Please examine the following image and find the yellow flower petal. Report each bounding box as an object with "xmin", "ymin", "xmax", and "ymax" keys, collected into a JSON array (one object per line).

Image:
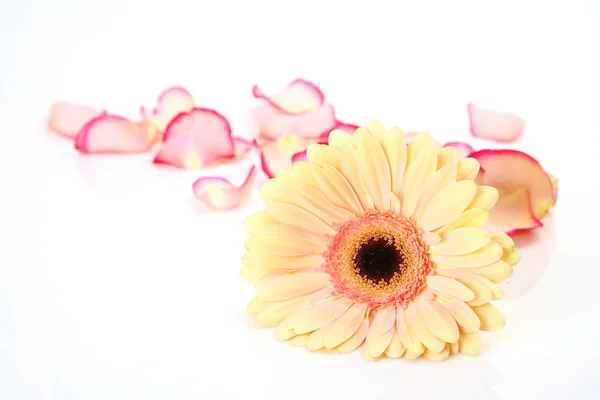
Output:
[
  {"xmin": 437, "ymin": 146, "xmax": 457, "ymax": 170},
  {"xmin": 354, "ymin": 131, "xmax": 392, "ymax": 211},
  {"xmin": 403, "ymin": 350, "xmax": 421, "ymax": 360},
  {"xmin": 243, "ymin": 211, "xmax": 279, "ymax": 235},
  {"xmin": 458, "ymin": 332, "xmax": 482, "ymax": 356},
  {"xmin": 323, "ymin": 303, "xmax": 367, "ymax": 349},
  {"xmin": 265, "ymin": 200, "xmax": 335, "ymax": 236},
  {"xmin": 428, "ymin": 228, "xmax": 491, "ymax": 256},
  {"xmin": 436, "ymin": 209, "xmax": 489, "ymax": 234},
  {"xmin": 390, "ymin": 192, "xmax": 401, "ymax": 213},
  {"xmin": 248, "ymin": 224, "xmax": 326, "ymax": 256},
  {"xmin": 288, "ymin": 297, "xmax": 354, "ymax": 335},
  {"xmin": 361, "ymin": 343, "xmax": 380, "ymax": 361},
  {"xmin": 435, "ymin": 297, "xmax": 480, "ymax": 333},
  {"xmin": 247, "ymin": 297, "xmax": 268, "ymax": 318},
  {"xmin": 396, "ymin": 306, "xmax": 425, "ymax": 355},
  {"xmin": 327, "ymin": 129, "xmax": 352, "ymax": 148},
  {"xmin": 502, "ymin": 247, "xmax": 521, "ymax": 266},
  {"xmin": 416, "ymin": 294, "xmax": 459, "ymax": 343},
  {"xmin": 366, "ymin": 120, "xmax": 387, "ymax": 141},
  {"xmin": 306, "ymin": 143, "xmax": 342, "ymax": 170},
  {"xmin": 467, "ymin": 260, "xmax": 514, "ymax": 283},
  {"xmin": 467, "ymin": 186, "xmax": 499, "ymax": 211},
  {"xmin": 431, "ymin": 241, "xmax": 503, "ymax": 268},
  {"xmin": 256, "ymin": 271, "xmax": 331, "ymax": 301},
  {"xmin": 337, "ymin": 317, "xmax": 369, "ymax": 354},
  {"xmin": 290, "ymin": 333, "xmax": 311, "ymax": 346},
  {"xmin": 418, "ymin": 180, "xmax": 477, "ymax": 231},
  {"xmin": 490, "ymin": 231, "xmax": 514, "ymax": 249},
  {"xmin": 310, "ymin": 161, "xmax": 364, "ymax": 215},
  {"xmin": 426, "ymin": 275, "xmax": 475, "ymax": 301},
  {"xmin": 292, "ymin": 161, "xmax": 317, "ymax": 189},
  {"xmin": 340, "ymin": 145, "xmax": 375, "ymax": 211},
  {"xmin": 242, "ymin": 252, "xmax": 324, "ymax": 272},
  {"xmin": 240, "ymin": 266, "xmax": 270, "ymax": 283},
  {"xmin": 290, "ymin": 184, "xmax": 356, "ymax": 225},
  {"xmin": 275, "ymin": 318, "xmax": 295, "ymax": 340},
  {"xmin": 382, "ymin": 126, "xmax": 407, "ymax": 194},
  {"xmin": 384, "ymin": 328, "xmax": 406, "ymax": 358},
  {"xmin": 374, "ymin": 305, "xmax": 396, "ymax": 334},
  {"xmin": 449, "ymin": 341, "xmax": 459, "ymax": 355},
  {"xmin": 457, "ymin": 157, "xmax": 480, "ymax": 181},
  {"xmin": 401, "ymin": 144, "xmax": 437, "ymax": 217},
  {"xmin": 406, "ymin": 301, "xmax": 445, "ymax": 353},
  {"xmin": 307, "ymin": 323, "xmax": 332, "ymax": 351},
  {"xmin": 436, "ymin": 269, "xmax": 498, "ymax": 306},
  {"xmin": 413, "ymin": 164, "xmax": 458, "ymax": 221},
  {"xmin": 365, "ymin": 311, "xmax": 395, "ymax": 357},
  {"xmin": 422, "ymin": 344, "xmax": 450, "ymax": 362},
  {"xmin": 472, "ymin": 303, "xmax": 506, "ymax": 332},
  {"xmin": 256, "ymin": 295, "xmax": 312, "ymax": 327},
  {"xmin": 423, "ymin": 231, "xmax": 442, "ymax": 245}
]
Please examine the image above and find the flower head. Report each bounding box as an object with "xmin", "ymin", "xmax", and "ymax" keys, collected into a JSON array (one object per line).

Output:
[{"xmin": 242, "ymin": 121, "xmax": 519, "ymax": 361}]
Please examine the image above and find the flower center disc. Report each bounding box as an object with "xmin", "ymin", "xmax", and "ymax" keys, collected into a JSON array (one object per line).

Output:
[{"xmin": 323, "ymin": 211, "xmax": 432, "ymax": 309}]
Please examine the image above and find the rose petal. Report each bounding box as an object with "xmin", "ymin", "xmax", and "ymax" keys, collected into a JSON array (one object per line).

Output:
[
  {"xmin": 233, "ymin": 137, "xmax": 255, "ymax": 159},
  {"xmin": 469, "ymin": 149, "xmax": 554, "ymax": 220},
  {"xmin": 485, "ymin": 187, "xmax": 543, "ymax": 235},
  {"xmin": 141, "ymin": 86, "xmax": 195, "ymax": 134},
  {"xmin": 291, "ymin": 150, "xmax": 307, "ymax": 164},
  {"xmin": 48, "ymin": 102, "xmax": 105, "ymax": 138},
  {"xmin": 468, "ymin": 103, "xmax": 525, "ymax": 143},
  {"xmin": 74, "ymin": 115, "xmax": 152, "ymax": 154},
  {"xmin": 549, "ymin": 173, "xmax": 559, "ymax": 206},
  {"xmin": 252, "ymin": 79, "xmax": 325, "ymax": 115},
  {"xmin": 317, "ymin": 121, "xmax": 359, "ymax": 142},
  {"xmin": 443, "ymin": 141, "xmax": 475, "ymax": 159},
  {"xmin": 153, "ymin": 108, "xmax": 234, "ymax": 169},
  {"xmin": 260, "ymin": 135, "xmax": 310, "ymax": 178},
  {"xmin": 251, "ymin": 104, "xmax": 337, "ymax": 141},
  {"xmin": 192, "ymin": 166, "xmax": 256, "ymax": 210}
]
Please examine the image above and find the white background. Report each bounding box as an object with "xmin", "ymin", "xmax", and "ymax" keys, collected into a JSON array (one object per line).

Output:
[{"xmin": 1, "ymin": 0, "xmax": 599, "ymax": 399}]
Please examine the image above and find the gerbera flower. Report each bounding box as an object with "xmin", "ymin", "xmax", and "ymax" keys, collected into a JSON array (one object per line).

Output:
[{"xmin": 242, "ymin": 121, "xmax": 520, "ymax": 361}]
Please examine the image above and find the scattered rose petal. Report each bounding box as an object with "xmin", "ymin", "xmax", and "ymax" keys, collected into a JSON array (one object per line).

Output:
[
  {"xmin": 154, "ymin": 108, "xmax": 234, "ymax": 169},
  {"xmin": 252, "ymin": 79, "xmax": 324, "ymax": 115},
  {"xmin": 141, "ymin": 86, "xmax": 195, "ymax": 135},
  {"xmin": 232, "ymin": 137, "xmax": 255, "ymax": 159},
  {"xmin": 485, "ymin": 187, "xmax": 543, "ymax": 235},
  {"xmin": 192, "ymin": 166, "xmax": 256, "ymax": 210},
  {"xmin": 470, "ymin": 149, "xmax": 555, "ymax": 221},
  {"xmin": 74, "ymin": 115, "xmax": 153, "ymax": 154},
  {"xmin": 251, "ymin": 103, "xmax": 337, "ymax": 141},
  {"xmin": 291, "ymin": 150, "xmax": 307, "ymax": 163},
  {"xmin": 468, "ymin": 103, "xmax": 525, "ymax": 143},
  {"xmin": 260, "ymin": 135, "xmax": 310, "ymax": 178},
  {"xmin": 444, "ymin": 141, "xmax": 475, "ymax": 159},
  {"xmin": 548, "ymin": 174, "xmax": 559, "ymax": 206},
  {"xmin": 48, "ymin": 102, "xmax": 105, "ymax": 138}
]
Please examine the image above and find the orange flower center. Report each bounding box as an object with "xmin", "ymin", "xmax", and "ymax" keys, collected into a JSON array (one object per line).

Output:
[{"xmin": 323, "ymin": 211, "xmax": 432, "ymax": 309}]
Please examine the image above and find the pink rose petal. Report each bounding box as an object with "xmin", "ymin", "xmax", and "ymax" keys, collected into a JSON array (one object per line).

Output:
[
  {"xmin": 485, "ymin": 187, "xmax": 543, "ymax": 235},
  {"xmin": 470, "ymin": 149, "xmax": 554, "ymax": 221},
  {"xmin": 74, "ymin": 115, "xmax": 152, "ymax": 154},
  {"xmin": 443, "ymin": 141, "xmax": 475, "ymax": 159},
  {"xmin": 252, "ymin": 103, "xmax": 337, "ymax": 141},
  {"xmin": 252, "ymin": 79, "xmax": 324, "ymax": 115},
  {"xmin": 48, "ymin": 102, "xmax": 105, "ymax": 138},
  {"xmin": 141, "ymin": 86, "xmax": 195, "ymax": 134},
  {"xmin": 468, "ymin": 103, "xmax": 525, "ymax": 143},
  {"xmin": 192, "ymin": 166, "xmax": 256, "ymax": 210},
  {"xmin": 232, "ymin": 137, "xmax": 255, "ymax": 159},
  {"xmin": 260, "ymin": 135, "xmax": 311, "ymax": 178},
  {"xmin": 291, "ymin": 150, "xmax": 307, "ymax": 164},
  {"xmin": 154, "ymin": 108, "xmax": 234, "ymax": 170}
]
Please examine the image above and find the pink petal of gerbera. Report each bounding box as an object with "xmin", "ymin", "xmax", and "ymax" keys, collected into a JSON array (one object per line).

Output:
[
  {"xmin": 48, "ymin": 102, "xmax": 105, "ymax": 138},
  {"xmin": 260, "ymin": 135, "xmax": 311, "ymax": 178},
  {"xmin": 192, "ymin": 166, "xmax": 256, "ymax": 210},
  {"xmin": 485, "ymin": 187, "xmax": 543, "ymax": 235},
  {"xmin": 252, "ymin": 103, "xmax": 337, "ymax": 141},
  {"xmin": 252, "ymin": 79, "xmax": 324, "ymax": 115},
  {"xmin": 74, "ymin": 115, "xmax": 152, "ymax": 153},
  {"xmin": 154, "ymin": 108, "xmax": 234, "ymax": 169},
  {"xmin": 469, "ymin": 149, "xmax": 554, "ymax": 220},
  {"xmin": 468, "ymin": 103, "xmax": 525, "ymax": 143},
  {"xmin": 141, "ymin": 86, "xmax": 195, "ymax": 134},
  {"xmin": 443, "ymin": 141, "xmax": 475, "ymax": 159}
]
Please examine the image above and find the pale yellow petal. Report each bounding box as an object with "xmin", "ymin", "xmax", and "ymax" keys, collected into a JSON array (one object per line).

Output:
[
  {"xmin": 366, "ymin": 120, "xmax": 387, "ymax": 141},
  {"xmin": 423, "ymin": 231, "xmax": 442, "ymax": 245},
  {"xmin": 422, "ymin": 344, "xmax": 450, "ymax": 362},
  {"xmin": 490, "ymin": 231, "xmax": 514, "ymax": 249},
  {"xmin": 288, "ymin": 297, "xmax": 354, "ymax": 334},
  {"xmin": 242, "ymin": 252, "xmax": 324, "ymax": 272},
  {"xmin": 361, "ymin": 343, "xmax": 380, "ymax": 361},
  {"xmin": 323, "ymin": 303, "xmax": 367, "ymax": 349},
  {"xmin": 275, "ymin": 169, "xmax": 297, "ymax": 184},
  {"xmin": 403, "ymin": 350, "xmax": 421, "ymax": 360},
  {"xmin": 458, "ymin": 332, "xmax": 482, "ymax": 356},
  {"xmin": 417, "ymin": 180, "xmax": 477, "ymax": 231},
  {"xmin": 337, "ymin": 317, "xmax": 369, "ymax": 354},
  {"xmin": 243, "ymin": 211, "xmax": 279, "ymax": 235},
  {"xmin": 468, "ymin": 260, "xmax": 514, "ymax": 283},
  {"xmin": 467, "ymin": 186, "xmax": 499, "ymax": 211},
  {"xmin": 340, "ymin": 146, "xmax": 375, "ymax": 211},
  {"xmin": 435, "ymin": 297, "xmax": 480, "ymax": 333},
  {"xmin": 472, "ymin": 303, "xmax": 506, "ymax": 332},
  {"xmin": 449, "ymin": 341, "xmax": 459, "ymax": 355},
  {"xmin": 431, "ymin": 241, "xmax": 503, "ymax": 268},
  {"xmin": 374, "ymin": 305, "xmax": 396, "ymax": 334},
  {"xmin": 247, "ymin": 297, "xmax": 268, "ymax": 318},
  {"xmin": 256, "ymin": 271, "xmax": 331, "ymax": 301},
  {"xmin": 307, "ymin": 323, "xmax": 332, "ymax": 351},
  {"xmin": 309, "ymin": 286, "xmax": 334, "ymax": 304},
  {"xmin": 256, "ymin": 295, "xmax": 312, "ymax": 327},
  {"xmin": 290, "ymin": 184, "xmax": 356, "ymax": 225},
  {"xmin": 426, "ymin": 275, "xmax": 475, "ymax": 301},
  {"xmin": 428, "ymin": 228, "xmax": 491, "ymax": 256},
  {"xmin": 435, "ymin": 269, "xmax": 494, "ymax": 306},
  {"xmin": 406, "ymin": 301, "xmax": 445, "ymax": 353},
  {"xmin": 248, "ymin": 224, "xmax": 326, "ymax": 256},
  {"xmin": 290, "ymin": 333, "xmax": 311, "ymax": 346},
  {"xmin": 436, "ymin": 209, "xmax": 489, "ymax": 234},
  {"xmin": 396, "ymin": 306, "xmax": 425, "ymax": 355},
  {"xmin": 382, "ymin": 126, "xmax": 407, "ymax": 194},
  {"xmin": 292, "ymin": 161, "xmax": 317, "ymax": 189},
  {"xmin": 407, "ymin": 132, "xmax": 437, "ymax": 166},
  {"xmin": 310, "ymin": 161, "xmax": 364, "ymax": 215},
  {"xmin": 240, "ymin": 266, "xmax": 270, "ymax": 283},
  {"xmin": 306, "ymin": 143, "xmax": 341, "ymax": 170},
  {"xmin": 457, "ymin": 157, "xmax": 480, "ymax": 181},
  {"xmin": 328, "ymin": 129, "xmax": 352, "ymax": 148},
  {"xmin": 275, "ymin": 318, "xmax": 295, "ymax": 340},
  {"xmin": 384, "ymin": 328, "xmax": 406, "ymax": 358},
  {"xmin": 400, "ymin": 147, "xmax": 437, "ymax": 217},
  {"xmin": 265, "ymin": 200, "xmax": 335, "ymax": 236},
  {"xmin": 354, "ymin": 132, "xmax": 391, "ymax": 211},
  {"xmin": 503, "ymin": 247, "xmax": 521, "ymax": 266},
  {"xmin": 413, "ymin": 164, "xmax": 458, "ymax": 221},
  {"xmin": 437, "ymin": 146, "xmax": 457, "ymax": 170},
  {"xmin": 390, "ymin": 192, "xmax": 401, "ymax": 213},
  {"xmin": 366, "ymin": 311, "xmax": 395, "ymax": 357},
  {"xmin": 416, "ymin": 295, "xmax": 459, "ymax": 343}
]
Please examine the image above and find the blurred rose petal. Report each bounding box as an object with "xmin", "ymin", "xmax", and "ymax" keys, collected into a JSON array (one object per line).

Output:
[
  {"xmin": 291, "ymin": 150, "xmax": 307, "ymax": 163},
  {"xmin": 154, "ymin": 108, "xmax": 234, "ymax": 169},
  {"xmin": 192, "ymin": 166, "xmax": 256, "ymax": 210},
  {"xmin": 468, "ymin": 103, "xmax": 525, "ymax": 143},
  {"xmin": 485, "ymin": 187, "xmax": 543, "ymax": 235},
  {"xmin": 252, "ymin": 79, "xmax": 324, "ymax": 115},
  {"xmin": 470, "ymin": 149, "xmax": 555, "ymax": 222},
  {"xmin": 260, "ymin": 135, "xmax": 310, "ymax": 178},
  {"xmin": 443, "ymin": 141, "xmax": 475, "ymax": 159},
  {"xmin": 252, "ymin": 103, "xmax": 337, "ymax": 141},
  {"xmin": 549, "ymin": 174, "xmax": 559, "ymax": 206},
  {"xmin": 48, "ymin": 102, "xmax": 105, "ymax": 138},
  {"xmin": 317, "ymin": 121, "xmax": 359, "ymax": 141},
  {"xmin": 74, "ymin": 115, "xmax": 152, "ymax": 154},
  {"xmin": 142, "ymin": 86, "xmax": 195, "ymax": 136},
  {"xmin": 232, "ymin": 137, "xmax": 255, "ymax": 159}
]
